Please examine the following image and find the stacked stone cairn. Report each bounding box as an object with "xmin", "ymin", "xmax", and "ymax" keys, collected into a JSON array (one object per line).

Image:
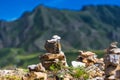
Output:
[
  {"xmin": 104, "ymin": 42, "xmax": 120, "ymax": 80},
  {"xmin": 73, "ymin": 50, "xmax": 105, "ymax": 79},
  {"xmin": 39, "ymin": 35, "xmax": 68, "ymax": 70},
  {"xmin": 22, "ymin": 35, "xmax": 68, "ymax": 80}
]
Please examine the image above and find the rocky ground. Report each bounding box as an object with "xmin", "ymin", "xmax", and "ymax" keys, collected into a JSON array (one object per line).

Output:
[{"xmin": 0, "ymin": 69, "xmax": 27, "ymax": 80}]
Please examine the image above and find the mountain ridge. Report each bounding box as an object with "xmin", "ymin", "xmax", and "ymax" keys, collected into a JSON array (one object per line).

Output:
[{"xmin": 0, "ymin": 5, "xmax": 120, "ymax": 52}]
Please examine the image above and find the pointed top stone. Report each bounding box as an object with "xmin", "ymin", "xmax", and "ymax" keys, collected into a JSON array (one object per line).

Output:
[{"xmin": 52, "ymin": 35, "xmax": 61, "ymax": 40}]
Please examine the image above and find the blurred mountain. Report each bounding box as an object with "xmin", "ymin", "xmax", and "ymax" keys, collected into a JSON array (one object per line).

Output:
[{"xmin": 0, "ymin": 5, "xmax": 120, "ymax": 52}]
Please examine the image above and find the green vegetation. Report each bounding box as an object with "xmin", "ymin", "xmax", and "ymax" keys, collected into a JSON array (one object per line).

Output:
[
  {"xmin": 65, "ymin": 50, "xmax": 78, "ymax": 66},
  {"xmin": 0, "ymin": 48, "xmax": 105, "ymax": 68},
  {"xmin": 0, "ymin": 48, "xmax": 43, "ymax": 68},
  {"xmin": 49, "ymin": 62, "xmax": 66, "ymax": 79},
  {"xmin": 4, "ymin": 75, "xmax": 21, "ymax": 80},
  {"xmin": 50, "ymin": 63, "xmax": 62, "ymax": 71},
  {"xmin": 49, "ymin": 63, "xmax": 89, "ymax": 79},
  {"xmin": 68, "ymin": 66, "xmax": 89, "ymax": 79},
  {"xmin": 91, "ymin": 50, "xmax": 105, "ymax": 58}
]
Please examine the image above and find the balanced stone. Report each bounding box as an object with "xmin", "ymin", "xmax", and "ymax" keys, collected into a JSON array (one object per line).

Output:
[{"xmin": 44, "ymin": 35, "xmax": 61, "ymax": 54}]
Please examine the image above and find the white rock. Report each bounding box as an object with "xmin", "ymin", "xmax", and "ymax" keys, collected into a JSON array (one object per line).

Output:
[
  {"xmin": 28, "ymin": 64, "xmax": 37, "ymax": 70},
  {"xmin": 111, "ymin": 48, "xmax": 120, "ymax": 54},
  {"xmin": 108, "ymin": 75, "xmax": 115, "ymax": 79},
  {"xmin": 52, "ymin": 35, "xmax": 61, "ymax": 40},
  {"xmin": 71, "ymin": 61, "xmax": 85, "ymax": 67}
]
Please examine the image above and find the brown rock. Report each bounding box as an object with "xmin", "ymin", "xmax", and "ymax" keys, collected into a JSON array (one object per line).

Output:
[
  {"xmin": 78, "ymin": 50, "xmax": 95, "ymax": 58},
  {"xmin": 77, "ymin": 50, "xmax": 100, "ymax": 67},
  {"xmin": 115, "ymin": 70, "xmax": 120, "ymax": 79},
  {"xmin": 106, "ymin": 42, "xmax": 119, "ymax": 54},
  {"xmin": 44, "ymin": 35, "xmax": 61, "ymax": 54},
  {"xmin": 114, "ymin": 65, "xmax": 120, "ymax": 79},
  {"xmin": 86, "ymin": 65, "xmax": 104, "ymax": 78},
  {"xmin": 41, "ymin": 60, "xmax": 66, "ymax": 70},
  {"xmin": 39, "ymin": 53, "xmax": 65, "ymax": 61},
  {"xmin": 22, "ymin": 72, "xmax": 47, "ymax": 80},
  {"xmin": 110, "ymin": 48, "xmax": 120, "ymax": 54},
  {"xmin": 28, "ymin": 63, "xmax": 45, "ymax": 72}
]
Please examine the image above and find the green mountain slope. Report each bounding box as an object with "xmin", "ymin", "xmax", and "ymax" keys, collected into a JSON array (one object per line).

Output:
[
  {"xmin": 0, "ymin": 5, "xmax": 120, "ymax": 51},
  {"xmin": 1, "ymin": 5, "xmax": 120, "ymax": 52}
]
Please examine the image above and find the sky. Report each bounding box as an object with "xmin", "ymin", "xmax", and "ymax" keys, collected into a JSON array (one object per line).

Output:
[{"xmin": 0, "ymin": 0, "xmax": 120, "ymax": 21}]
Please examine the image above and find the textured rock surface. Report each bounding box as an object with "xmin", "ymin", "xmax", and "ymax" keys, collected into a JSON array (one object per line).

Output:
[
  {"xmin": 0, "ymin": 69, "xmax": 26, "ymax": 80},
  {"xmin": 22, "ymin": 63, "xmax": 47, "ymax": 80},
  {"xmin": 104, "ymin": 42, "xmax": 120, "ymax": 80},
  {"xmin": 86, "ymin": 65, "xmax": 104, "ymax": 78},
  {"xmin": 44, "ymin": 35, "xmax": 61, "ymax": 54},
  {"xmin": 40, "ymin": 53, "xmax": 65, "ymax": 61},
  {"xmin": 73, "ymin": 50, "xmax": 105, "ymax": 79},
  {"xmin": 22, "ymin": 72, "xmax": 47, "ymax": 80},
  {"xmin": 27, "ymin": 63, "xmax": 45, "ymax": 72}
]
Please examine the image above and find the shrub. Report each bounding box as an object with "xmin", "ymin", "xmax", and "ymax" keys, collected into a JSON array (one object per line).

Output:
[{"xmin": 68, "ymin": 66, "xmax": 89, "ymax": 80}]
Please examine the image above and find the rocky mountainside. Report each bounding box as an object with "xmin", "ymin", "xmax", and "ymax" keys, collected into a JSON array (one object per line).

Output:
[{"xmin": 0, "ymin": 5, "xmax": 120, "ymax": 52}]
